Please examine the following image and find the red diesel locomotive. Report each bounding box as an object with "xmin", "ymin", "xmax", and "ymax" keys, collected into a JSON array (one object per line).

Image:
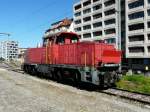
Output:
[{"xmin": 23, "ymin": 32, "xmax": 121, "ymax": 87}]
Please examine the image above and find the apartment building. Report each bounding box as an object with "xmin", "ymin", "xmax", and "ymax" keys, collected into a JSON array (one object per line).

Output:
[
  {"xmin": 73, "ymin": 0, "xmax": 121, "ymax": 49},
  {"xmin": 126, "ymin": 0, "xmax": 150, "ymax": 70},
  {"xmin": 0, "ymin": 40, "xmax": 19, "ymax": 61}
]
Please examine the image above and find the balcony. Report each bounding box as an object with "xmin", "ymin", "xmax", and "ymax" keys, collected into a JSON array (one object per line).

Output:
[
  {"xmin": 93, "ymin": 35, "xmax": 102, "ymax": 40},
  {"xmin": 92, "ymin": 8, "xmax": 102, "ymax": 15},
  {"xmin": 128, "ymin": 6, "xmax": 144, "ymax": 14},
  {"xmin": 128, "ymin": 52, "xmax": 145, "ymax": 57},
  {"xmin": 104, "ymin": 4, "xmax": 116, "ymax": 11},
  {"xmin": 148, "ymin": 11, "xmax": 150, "ymax": 20},
  {"xmin": 93, "ymin": 13, "xmax": 102, "ymax": 21},
  {"xmin": 128, "ymin": 41, "xmax": 144, "ymax": 46},
  {"xmin": 128, "ymin": 0, "xmax": 140, "ymax": 4},
  {"xmin": 128, "ymin": 17, "xmax": 144, "ymax": 25},
  {"xmin": 82, "ymin": 4, "xmax": 92, "ymax": 10},
  {"xmin": 128, "ymin": 29, "xmax": 144, "ymax": 36},
  {"xmin": 82, "ymin": 13, "xmax": 92, "ymax": 18},
  {"xmin": 81, "ymin": 37, "xmax": 93, "ymax": 42},
  {"xmin": 92, "ymin": 0, "xmax": 102, "ymax": 5},
  {"xmin": 74, "ymin": 15, "xmax": 82, "ymax": 21},
  {"xmin": 104, "ymin": 23, "xmax": 116, "ymax": 30},
  {"xmin": 74, "ymin": 24, "xmax": 82, "ymax": 29},
  {"xmin": 148, "ymin": 3, "xmax": 150, "ymax": 9},
  {"xmin": 104, "ymin": 14, "xmax": 116, "ymax": 20},
  {"xmin": 147, "ymin": 27, "xmax": 150, "ymax": 33},
  {"xmin": 93, "ymin": 26, "xmax": 102, "ymax": 31},
  {"xmin": 82, "ymin": 29, "xmax": 92, "ymax": 33},
  {"xmin": 82, "ymin": 21, "xmax": 91, "ymax": 26},
  {"xmin": 104, "ymin": 0, "xmax": 111, "ymax": 2},
  {"xmin": 92, "ymin": 16, "xmax": 102, "ymax": 23},
  {"xmin": 104, "ymin": 33, "xmax": 116, "ymax": 39},
  {"xmin": 82, "ymin": 24, "xmax": 92, "ymax": 33},
  {"xmin": 74, "ymin": 3, "xmax": 82, "ymax": 12}
]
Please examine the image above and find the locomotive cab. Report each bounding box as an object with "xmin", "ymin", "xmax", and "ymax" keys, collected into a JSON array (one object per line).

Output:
[{"xmin": 43, "ymin": 32, "xmax": 79, "ymax": 46}]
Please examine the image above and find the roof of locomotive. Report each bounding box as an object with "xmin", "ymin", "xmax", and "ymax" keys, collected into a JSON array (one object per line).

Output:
[{"xmin": 43, "ymin": 32, "xmax": 80, "ymax": 40}]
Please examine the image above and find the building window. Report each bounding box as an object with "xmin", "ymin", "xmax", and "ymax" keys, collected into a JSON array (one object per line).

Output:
[
  {"xmin": 105, "ymin": 28, "xmax": 116, "ymax": 35},
  {"xmin": 129, "ymin": 47, "xmax": 144, "ymax": 53},
  {"xmin": 129, "ymin": 35, "xmax": 144, "ymax": 42},
  {"xmin": 104, "ymin": 19, "xmax": 116, "ymax": 25},
  {"xmin": 83, "ymin": 25, "xmax": 91, "ymax": 30},
  {"xmin": 75, "ymin": 19, "xmax": 81, "ymax": 24},
  {"xmin": 93, "ymin": 31, "xmax": 102, "ymax": 37},
  {"xmin": 83, "ymin": 33, "xmax": 91, "ymax": 38},
  {"xmin": 83, "ymin": 8, "xmax": 91, "ymax": 14},
  {"xmin": 75, "ymin": 27, "xmax": 81, "ymax": 32},
  {"xmin": 105, "ymin": 38, "xmax": 116, "ymax": 44},
  {"xmin": 75, "ymin": 4, "xmax": 81, "ymax": 10},
  {"xmin": 148, "ymin": 9, "xmax": 150, "ymax": 16},
  {"xmin": 93, "ymin": 22, "xmax": 102, "ymax": 28},
  {"xmin": 128, "ymin": 0, "xmax": 144, "ymax": 9},
  {"xmin": 93, "ymin": 0, "xmax": 99, "ymax": 3},
  {"xmin": 148, "ymin": 22, "xmax": 150, "ymax": 28},
  {"xmin": 104, "ymin": 0, "xmax": 115, "ymax": 7},
  {"xmin": 148, "ymin": 34, "xmax": 150, "ymax": 40},
  {"xmin": 148, "ymin": 46, "xmax": 150, "ymax": 52},
  {"xmin": 93, "ymin": 4, "xmax": 102, "ymax": 11},
  {"xmin": 83, "ymin": 0, "xmax": 91, "ymax": 7},
  {"xmin": 128, "ymin": 11, "xmax": 144, "ymax": 20},
  {"xmin": 93, "ymin": 13, "xmax": 102, "ymax": 19},
  {"xmin": 104, "ymin": 9, "xmax": 116, "ymax": 16},
  {"xmin": 74, "ymin": 12, "xmax": 81, "ymax": 17},
  {"xmin": 83, "ymin": 16, "xmax": 91, "ymax": 22},
  {"xmin": 129, "ymin": 23, "xmax": 144, "ymax": 31}
]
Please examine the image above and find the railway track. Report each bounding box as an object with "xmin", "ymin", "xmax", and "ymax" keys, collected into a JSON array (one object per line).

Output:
[
  {"xmin": 0, "ymin": 62, "xmax": 24, "ymax": 74},
  {"xmin": 100, "ymin": 88, "xmax": 150, "ymax": 105},
  {"xmin": 1, "ymin": 64, "xmax": 150, "ymax": 106}
]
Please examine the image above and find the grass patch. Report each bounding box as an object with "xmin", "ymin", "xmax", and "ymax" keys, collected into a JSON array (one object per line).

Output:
[{"xmin": 116, "ymin": 74, "xmax": 150, "ymax": 94}]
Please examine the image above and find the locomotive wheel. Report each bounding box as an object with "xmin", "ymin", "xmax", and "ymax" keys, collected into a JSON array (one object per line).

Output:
[
  {"xmin": 104, "ymin": 72, "xmax": 111, "ymax": 87},
  {"xmin": 72, "ymin": 71, "xmax": 81, "ymax": 87},
  {"xmin": 26, "ymin": 66, "xmax": 30, "ymax": 74},
  {"xmin": 56, "ymin": 70, "xmax": 63, "ymax": 82},
  {"xmin": 31, "ymin": 66, "xmax": 37, "ymax": 75},
  {"xmin": 99, "ymin": 75, "xmax": 104, "ymax": 88},
  {"xmin": 23, "ymin": 65, "xmax": 27, "ymax": 73}
]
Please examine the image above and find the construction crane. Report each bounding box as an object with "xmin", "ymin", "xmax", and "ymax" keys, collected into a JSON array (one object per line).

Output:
[{"xmin": 0, "ymin": 33, "xmax": 11, "ymax": 36}]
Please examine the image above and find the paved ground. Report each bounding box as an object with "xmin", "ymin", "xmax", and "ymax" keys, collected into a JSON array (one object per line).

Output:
[{"xmin": 0, "ymin": 68, "xmax": 150, "ymax": 112}]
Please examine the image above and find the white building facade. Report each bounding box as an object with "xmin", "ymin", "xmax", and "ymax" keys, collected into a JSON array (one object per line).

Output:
[
  {"xmin": 73, "ymin": 0, "xmax": 121, "ymax": 49},
  {"xmin": 126, "ymin": 0, "xmax": 150, "ymax": 58},
  {"xmin": 0, "ymin": 41, "xmax": 19, "ymax": 61},
  {"xmin": 125, "ymin": 0, "xmax": 150, "ymax": 70}
]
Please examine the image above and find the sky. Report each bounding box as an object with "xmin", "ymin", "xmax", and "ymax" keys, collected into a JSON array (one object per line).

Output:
[{"xmin": 0, "ymin": 0, "xmax": 79, "ymax": 48}]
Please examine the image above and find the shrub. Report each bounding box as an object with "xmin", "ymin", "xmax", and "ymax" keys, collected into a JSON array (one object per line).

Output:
[{"xmin": 116, "ymin": 75, "xmax": 150, "ymax": 94}]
